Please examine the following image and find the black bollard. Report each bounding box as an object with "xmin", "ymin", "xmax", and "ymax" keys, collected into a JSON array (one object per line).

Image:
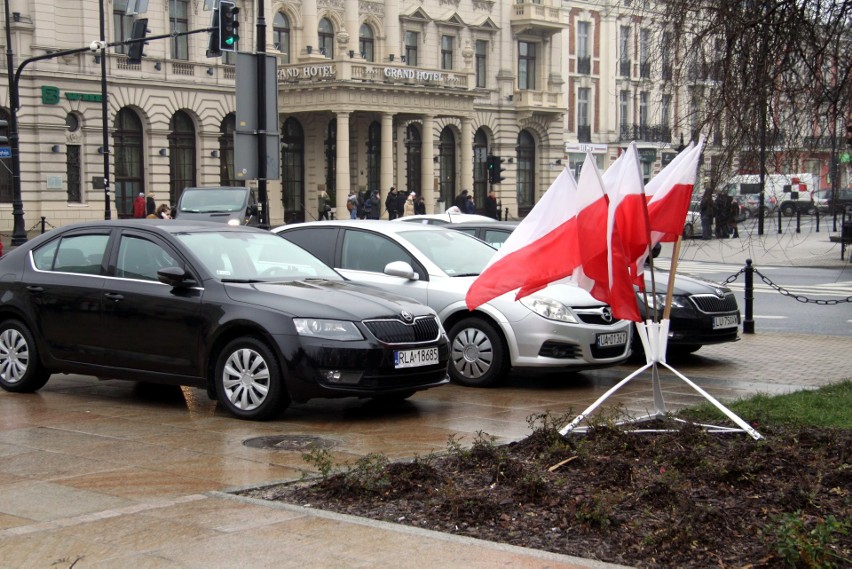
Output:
[
  {"xmin": 777, "ymin": 208, "xmax": 782, "ymax": 234},
  {"xmin": 795, "ymin": 209, "xmax": 801, "ymax": 233},
  {"xmin": 40, "ymin": 216, "xmax": 46, "ymax": 234},
  {"xmin": 815, "ymin": 209, "xmax": 820, "ymax": 232},
  {"xmin": 743, "ymin": 259, "xmax": 755, "ymax": 334}
]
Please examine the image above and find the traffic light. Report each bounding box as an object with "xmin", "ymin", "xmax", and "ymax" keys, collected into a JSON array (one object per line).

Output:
[
  {"xmin": 206, "ymin": 5, "xmax": 221, "ymax": 57},
  {"xmin": 126, "ymin": 18, "xmax": 149, "ymax": 64},
  {"xmin": 487, "ymin": 155, "xmax": 506, "ymax": 184},
  {"xmin": 219, "ymin": 1, "xmax": 240, "ymax": 52}
]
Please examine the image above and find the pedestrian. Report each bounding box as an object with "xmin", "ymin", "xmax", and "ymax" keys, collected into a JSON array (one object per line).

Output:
[
  {"xmin": 453, "ymin": 189, "xmax": 469, "ymax": 210},
  {"xmin": 133, "ymin": 192, "xmax": 146, "ymax": 218},
  {"xmin": 385, "ymin": 186, "xmax": 400, "ymax": 220},
  {"xmin": 699, "ymin": 191, "xmax": 714, "ymax": 240},
  {"xmin": 346, "ymin": 190, "xmax": 358, "ymax": 219},
  {"xmin": 146, "ymin": 192, "xmax": 156, "ymax": 217},
  {"xmin": 485, "ymin": 189, "xmax": 498, "ymax": 220},
  {"xmin": 404, "ymin": 192, "xmax": 416, "ymax": 217},
  {"xmin": 414, "ymin": 194, "xmax": 426, "ymax": 215},
  {"xmin": 366, "ymin": 189, "xmax": 381, "ymax": 220},
  {"xmin": 318, "ymin": 189, "xmax": 331, "ymax": 220},
  {"xmin": 714, "ymin": 192, "xmax": 728, "ymax": 238},
  {"xmin": 728, "ymin": 195, "xmax": 739, "ymax": 238},
  {"xmin": 356, "ymin": 189, "xmax": 368, "ymax": 219},
  {"xmin": 394, "ymin": 189, "xmax": 407, "ymax": 219},
  {"xmin": 464, "ymin": 194, "xmax": 476, "ymax": 214},
  {"xmin": 153, "ymin": 203, "xmax": 171, "ymax": 219}
]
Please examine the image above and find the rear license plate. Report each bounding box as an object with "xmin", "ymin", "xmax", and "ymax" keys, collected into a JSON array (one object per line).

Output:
[
  {"xmin": 394, "ymin": 347, "xmax": 439, "ymax": 369},
  {"xmin": 596, "ymin": 331, "xmax": 628, "ymax": 348},
  {"xmin": 713, "ymin": 315, "xmax": 739, "ymax": 329}
]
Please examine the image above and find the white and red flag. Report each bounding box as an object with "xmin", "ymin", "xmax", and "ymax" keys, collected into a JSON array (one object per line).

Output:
[
  {"xmin": 645, "ymin": 137, "xmax": 705, "ymax": 245},
  {"xmin": 465, "ymin": 167, "xmax": 586, "ymax": 310}
]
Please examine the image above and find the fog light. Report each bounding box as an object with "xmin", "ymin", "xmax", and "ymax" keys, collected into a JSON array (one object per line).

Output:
[{"xmin": 320, "ymin": 370, "xmax": 363, "ymax": 385}]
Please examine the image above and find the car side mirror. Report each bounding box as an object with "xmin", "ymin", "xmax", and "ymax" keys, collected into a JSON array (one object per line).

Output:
[
  {"xmin": 157, "ymin": 266, "xmax": 195, "ymax": 288},
  {"xmin": 247, "ymin": 204, "xmax": 259, "ymax": 217},
  {"xmin": 384, "ymin": 261, "xmax": 419, "ymax": 280}
]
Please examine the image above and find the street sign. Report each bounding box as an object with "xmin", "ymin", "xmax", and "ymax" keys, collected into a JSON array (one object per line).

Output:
[
  {"xmin": 236, "ymin": 52, "xmax": 278, "ymax": 133},
  {"xmin": 235, "ymin": 133, "xmax": 279, "ymax": 180},
  {"xmin": 0, "ymin": 147, "xmax": 12, "ymax": 158}
]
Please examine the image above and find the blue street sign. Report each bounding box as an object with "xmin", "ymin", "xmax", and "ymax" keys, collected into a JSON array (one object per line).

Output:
[{"xmin": 0, "ymin": 147, "xmax": 11, "ymax": 158}]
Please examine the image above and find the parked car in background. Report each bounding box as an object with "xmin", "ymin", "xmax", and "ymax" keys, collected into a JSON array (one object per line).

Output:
[
  {"xmin": 0, "ymin": 220, "xmax": 449, "ymax": 420},
  {"xmin": 273, "ymin": 221, "xmax": 632, "ymax": 387},
  {"xmin": 398, "ymin": 213, "xmax": 494, "ymax": 225},
  {"xmin": 174, "ymin": 186, "xmax": 260, "ymax": 226},
  {"xmin": 814, "ymin": 188, "xmax": 852, "ymax": 215},
  {"xmin": 447, "ymin": 221, "xmax": 741, "ymax": 357}
]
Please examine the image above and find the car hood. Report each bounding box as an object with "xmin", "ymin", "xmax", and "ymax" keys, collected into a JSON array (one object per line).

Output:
[
  {"xmin": 223, "ymin": 279, "xmax": 433, "ymax": 320},
  {"xmin": 644, "ymin": 271, "xmax": 731, "ymax": 296}
]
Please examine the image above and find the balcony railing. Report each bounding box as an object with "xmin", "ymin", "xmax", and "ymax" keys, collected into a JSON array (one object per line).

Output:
[
  {"xmin": 511, "ymin": 0, "xmax": 568, "ymax": 34},
  {"xmin": 577, "ymin": 56, "xmax": 590, "ymax": 75},
  {"xmin": 619, "ymin": 59, "xmax": 631, "ymax": 78},
  {"xmin": 619, "ymin": 124, "xmax": 672, "ymax": 143},
  {"xmin": 513, "ymin": 88, "xmax": 563, "ymax": 114},
  {"xmin": 577, "ymin": 125, "xmax": 591, "ymax": 143}
]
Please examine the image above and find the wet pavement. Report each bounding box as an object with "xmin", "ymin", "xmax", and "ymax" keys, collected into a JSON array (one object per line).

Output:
[{"xmin": 1, "ymin": 224, "xmax": 850, "ymax": 568}]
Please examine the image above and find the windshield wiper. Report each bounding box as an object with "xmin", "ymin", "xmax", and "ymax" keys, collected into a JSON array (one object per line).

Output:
[
  {"xmin": 220, "ymin": 278, "xmax": 263, "ymax": 283},
  {"xmin": 452, "ymin": 273, "xmax": 481, "ymax": 277}
]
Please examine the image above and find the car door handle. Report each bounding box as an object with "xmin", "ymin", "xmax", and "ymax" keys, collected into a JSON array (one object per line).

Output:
[
  {"xmin": 104, "ymin": 292, "xmax": 124, "ymax": 302},
  {"xmin": 26, "ymin": 285, "xmax": 44, "ymax": 293}
]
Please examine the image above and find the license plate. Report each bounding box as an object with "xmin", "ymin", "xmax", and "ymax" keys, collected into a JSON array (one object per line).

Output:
[
  {"xmin": 394, "ymin": 347, "xmax": 439, "ymax": 369},
  {"xmin": 596, "ymin": 331, "xmax": 628, "ymax": 348},
  {"xmin": 713, "ymin": 315, "xmax": 739, "ymax": 329}
]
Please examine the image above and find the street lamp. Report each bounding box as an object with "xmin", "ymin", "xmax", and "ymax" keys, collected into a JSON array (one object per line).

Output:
[{"xmin": 4, "ymin": 0, "xmax": 27, "ymax": 245}]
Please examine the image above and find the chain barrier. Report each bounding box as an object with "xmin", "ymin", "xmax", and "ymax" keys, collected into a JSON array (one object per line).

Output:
[
  {"xmin": 721, "ymin": 263, "xmax": 852, "ymax": 305},
  {"xmin": 27, "ymin": 217, "xmax": 56, "ymax": 234}
]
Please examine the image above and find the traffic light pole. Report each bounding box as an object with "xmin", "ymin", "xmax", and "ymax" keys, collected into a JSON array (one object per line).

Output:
[{"xmin": 255, "ymin": 2, "xmax": 269, "ymax": 228}]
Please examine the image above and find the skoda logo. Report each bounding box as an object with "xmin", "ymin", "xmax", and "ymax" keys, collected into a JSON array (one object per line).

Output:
[
  {"xmin": 400, "ymin": 310, "xmax": 414, "ymax": 323},
  {"xmin": 601, "ymin": 307, "xmax": 613, "ymax": 323},
  {"xmin": 715, "ymin": 288, "xmax": 725, "ymax": 297}
]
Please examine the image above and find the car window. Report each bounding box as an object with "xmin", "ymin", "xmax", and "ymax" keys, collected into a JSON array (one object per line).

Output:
[
  {"xmin": 483, "ymin": 229, "xmax": 511, "ymax": 249},
  {"xmin": 399, "ymin": 229, "xmax": 493, "ymax": 276},
  {"xmin": 34, "ymin": 234, "xmax": 109, "ymax": 275},
  {"xmin": 341, "ymin": 230, "xmax": 414, "ymax": 273},
  {"xmin": 178, "ymin": 231, "xmax": 341, "ymax": 281},
  {"xmin": 115, "ymin": 235, "xmax": 181, "ymax": 281},
  {"xmin": 278, "ymin": 227, "xmax": 338, "ymax": 264}
]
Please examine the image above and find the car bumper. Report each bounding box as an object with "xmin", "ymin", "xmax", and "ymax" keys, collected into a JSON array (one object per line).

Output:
[
  {"xmin": 278, "ymin": 336, "xmax": 450, "ymax": 402},
  {"xmin": 506, "ymin": 313, "xmax": 632, "ymax": 369}
]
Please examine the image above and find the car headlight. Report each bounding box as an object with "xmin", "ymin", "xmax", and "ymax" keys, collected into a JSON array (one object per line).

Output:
[
  {"xmin": 293, "ymin": 318, "xmax": 364, "ymax": 341},
  {"xmin": 637, "ymin": 292, "xmax": 689, "ymax": 310},
  {"xmin": 519, "ymin": 297, "xmax": 579, "ymax": 323}
]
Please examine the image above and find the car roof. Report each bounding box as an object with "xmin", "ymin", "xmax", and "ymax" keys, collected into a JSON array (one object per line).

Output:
[
  {"xmin": 273, "ymin": 219, "xmax": 459, "ymax": 235},
  {"xmin": 398, "ymin": 213, "xmax": 495, "ymax": 224}
]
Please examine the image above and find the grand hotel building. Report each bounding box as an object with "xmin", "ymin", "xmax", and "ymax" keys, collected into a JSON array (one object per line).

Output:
[{"xmin": 0, "ymin": 0, "xmax": 704, "ymax": 233}]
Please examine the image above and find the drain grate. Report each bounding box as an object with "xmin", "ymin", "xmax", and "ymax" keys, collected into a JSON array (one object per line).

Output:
[{"xmin": 242, "ymin": 435, "xmax": 337, "ymax": 451}]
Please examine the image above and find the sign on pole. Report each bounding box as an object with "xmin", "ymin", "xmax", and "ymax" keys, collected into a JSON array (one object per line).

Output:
[{"xmin": 235, "ymin": 52, "xmax": 279, "ymax": 179}]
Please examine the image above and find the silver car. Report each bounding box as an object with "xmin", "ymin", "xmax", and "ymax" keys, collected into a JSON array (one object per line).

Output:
[{"xmin": 272, "ymin": 221, "xmax": 631, "ymax": 387}]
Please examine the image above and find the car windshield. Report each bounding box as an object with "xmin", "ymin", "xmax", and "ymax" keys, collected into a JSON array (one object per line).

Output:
[
  {"xmin": 178, "ymin": 189, "xmax": 247, "ymax": 213},
  {"xmin": 397, "ymin": 229, "xmax": 495, "ymax": 276},
  {"xmin": 177, "ymin": 231, "xmax": 342, "ymax": 281}
]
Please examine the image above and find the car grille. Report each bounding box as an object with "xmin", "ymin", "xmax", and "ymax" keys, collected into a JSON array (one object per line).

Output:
[
  {"xmin": 689, "ymin": 293, "xmax": 738, "ymax": 314},
  {"xmin": 575, "ymin": 306, "xmax": 619, "ymax": 326},
  {"xmin": 364, "ymin": 316, "xmax": 441, "ymax": 345}
]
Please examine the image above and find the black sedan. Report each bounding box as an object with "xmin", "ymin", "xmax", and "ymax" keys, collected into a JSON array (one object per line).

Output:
[
  {"xmin": 450, "ymin": 221, "xmax": 740, "ymax": 357},
  {"xmin": 0, "ymin": 220, "xmax": 449, "ymax": 420}
]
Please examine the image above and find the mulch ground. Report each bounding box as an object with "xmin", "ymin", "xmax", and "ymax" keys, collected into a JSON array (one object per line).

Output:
[{"xmin": 238, "ymin": 419, "xmax": 851, "ymax": 568}]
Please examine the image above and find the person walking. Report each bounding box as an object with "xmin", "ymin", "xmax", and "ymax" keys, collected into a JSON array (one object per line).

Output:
[
  {"xmin": 146, "ymin": 192, "xmax": 156, "ymax": 217},
  {"xmin": 385, "ymin": 186, "xmax": 400, "ymax": 220},
  {"xmin": 700, "ymin": 191, "xmax": 714, "ymax": 240},
  {"xmin": 464, "ymin": 194, "xmax": 476, "ymax": 214},
  {"xmin": 404, "ymin": 192, "xmax": 416, "ymax": 217},
  {"xmin": 714, "ymin": 192, "xmax": 728, "ymax": 238},
  {"xmin": 414, "ymin": 194, "xmax": 426, "ymax": 215},
  {"xmin": 728, "ymin": 195, "xmax": 739, "ymax": 238},
  {"xmin": 366, "ymin": 189, "xmax": 381, "ymax": 220},
  {"xmin": 318, "ymin": 190, "xmax": 331, "ymax": 220},
  {"xmin": 453, "ymin": 189, "xmax": 469, "ymax": 210},
  {"xmin": 346, "ymin": 190, "xmax": 358, "ymax": 219},
  {"xmin": 485, "ymin": 189, "xmax": 498, "ymax": 220},
  {"xmin": 133, "ymin": 192, "xmax": 146, "ymax": 219}
]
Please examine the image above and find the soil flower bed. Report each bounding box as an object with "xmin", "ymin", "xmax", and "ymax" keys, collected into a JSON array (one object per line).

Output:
[{"xmin": 239, "ymin": 414, "xmax": 851, "ymax": 568}]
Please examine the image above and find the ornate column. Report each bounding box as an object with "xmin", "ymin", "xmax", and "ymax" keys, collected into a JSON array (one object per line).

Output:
[
  {"xmin": 461, "ymin": 116, "xmax": 473, "ymax": 194},
  {"xmin": 384, "ymin": 0, "xmax": 400, "ymax": 60},
  {"xmin": 345, "ymin": 0, "xmax": 359, "ymax": 56},
  {"xmin": 335, "ymin": 111, "xmax": 351, "ymax": 220},
  {"xmin": 302, "ymin": 0, "xmax": 318, "ymax": 57},
  {"xmin": 421, "ymin": 115, "xmax": 435, "ymax": 212},
  {"xmin": 381, "ymin": 112, "xmax": 394, "ymax": 214}
]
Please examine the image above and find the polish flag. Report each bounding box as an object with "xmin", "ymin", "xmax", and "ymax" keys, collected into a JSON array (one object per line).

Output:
[
  {"xmin": 465, "ymin": 167, "xmax": 586, "ymax": 310},
  {"xmin": 645, "ymin": 137, "xmax": 704, "ymax": 244},
  {"xmin": 569, "ymin": 154, "xmax": 642, "ymax": 321},
  {"xmin": 602, "ymin": 142, "xmax": 651, "ymax": 290}
]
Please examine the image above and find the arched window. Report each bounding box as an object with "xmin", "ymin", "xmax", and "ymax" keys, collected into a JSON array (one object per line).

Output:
[
  {"xmin": 439, "ymin": 127, "xmax": 456, "ymax": 207},
  {"xmin": 273, "ymin": 12, "xmax": 290, "ymax": 63},
  {"xmin": 113, "ymin": 108, "xmax": 145, "ymax": 217},
  {"xmin": 473, "ymin": 129, "xmax": 488, "ymax": 209},
  {"xmin": 282, "ymin": 117, "xmax": 305, "ymax": 223},
  {"xmin": 168, "ymin": 110, "xmax": 196, "ymax": 205},
  {"xmin": 325, "ymin": 119, "xmax": 337, "ymax": 207},
  {"xmin": 405, "ymin": 124, "xmax": 421, "ymax": 197},
  {"xmin": 318, "ymin": 18, "xmax": 334, "ymax": 58},
  {"xmin": 367, "ymin": 121, "xmax": 381, "ymax": 196},
  {"xmin": 359, "ymin": 24, "xmax": 374, "ymax": 61},
  {"xmin": 219, "ymin": 114, "xmax": 242, "ymax": 186},
  {"xmin": 517, "ymin": 130, "xmax": 536, "ymax": 216}
]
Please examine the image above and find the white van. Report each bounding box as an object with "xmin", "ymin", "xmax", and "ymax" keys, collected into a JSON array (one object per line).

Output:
[
  {"xmin": 722, "ymin": 173, "xmax": 816, "ymax": 217},
  {"xmin": 174, "ymin": 186, "xmax": 260, "ymax": 226}
]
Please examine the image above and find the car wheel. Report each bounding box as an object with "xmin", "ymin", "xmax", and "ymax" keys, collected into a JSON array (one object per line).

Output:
[
  {"xmin": 780, "ymin": 203, "xmax": 796, "ymax": 217},
  {"xmin": 682, "ymin": 223, "xmax": 695, "ymax": 240},
  {"xmin": 0, "ymin": 320, "xmax": 50, "ymax": 393},
  {"xmin": 447, "ymin": 317, "xmax": 508, "ymax": 387},
  {"xmin": 214, "ymin": 337, "xmax": 289, "ymax": 420}
]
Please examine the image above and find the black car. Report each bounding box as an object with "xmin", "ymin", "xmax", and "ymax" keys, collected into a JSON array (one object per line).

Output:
[
  {"xmin": 0, "ymin": 220, "xmax": 448, "ymax": 420},
  {"xmin": 449, "ymin": 221, "xmax": 740, "ymax": 356}
]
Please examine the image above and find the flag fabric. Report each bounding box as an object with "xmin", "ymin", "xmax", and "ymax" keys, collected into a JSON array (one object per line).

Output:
[
  {"xmin": 601, "ymin": 142, "xmax": 651, "ymax": 291},
  {"xmin": 571, "ymin": 154, "xmax": 642, "ymax": 321},
  {"xmin": 465, "ymin": 167, "xmax": 583, "ymax": 310},
  {"xmin": 645, "ymin": 137, "xmax": 705, "ymax": 244}
]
